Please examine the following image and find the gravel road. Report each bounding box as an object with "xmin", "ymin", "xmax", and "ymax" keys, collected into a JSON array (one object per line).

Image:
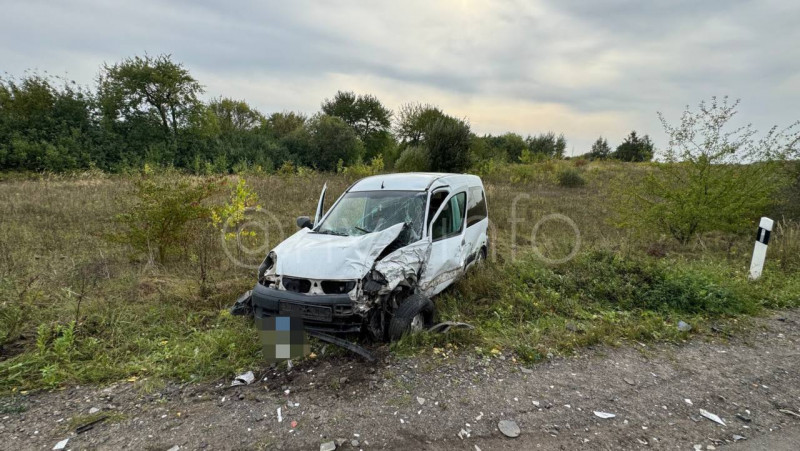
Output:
[{"xmin": 2, "ymin": 311, "xmax": 799, "ymax": 450}]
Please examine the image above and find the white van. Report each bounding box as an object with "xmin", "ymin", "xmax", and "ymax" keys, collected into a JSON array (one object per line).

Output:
[{"xmin": 232, "ymin": 173, "xmax": 489, "ymax": 341}]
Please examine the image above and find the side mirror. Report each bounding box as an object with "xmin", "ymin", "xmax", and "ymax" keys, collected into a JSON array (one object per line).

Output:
[{"xmin": 296, "ymin": 216, "xmax": 313, "ymax": 229}]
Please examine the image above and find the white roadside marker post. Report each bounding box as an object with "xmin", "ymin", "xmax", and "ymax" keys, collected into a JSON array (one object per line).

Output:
[{"xmin": 749, "ymin": 217, "xmax": 774, "ymax": 280}]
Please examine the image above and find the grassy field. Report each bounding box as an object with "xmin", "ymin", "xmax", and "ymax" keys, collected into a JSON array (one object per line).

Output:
[{"xmin": 1, "ymin": 161, "xmax": 799, "ymax": 393}]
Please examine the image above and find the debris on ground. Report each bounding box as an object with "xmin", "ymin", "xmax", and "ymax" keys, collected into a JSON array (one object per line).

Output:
[
  {"xmin": 732, "ymin": 434, "xmax": 746, "ymax": 442},
  {"xmin": 736, "ymin": 413, "xmax": 751, "ymax": 422},
  {"xmin": 685, "ymin": 399, "xmax": 693, "ymax": 405},
  {"xmin": 623, "ymin": 378, "xmax": 635, "ymax": 386},
  {"xmin": 428, "ymin": 321, "xmax": 474, "ymax": 333},
  {"xmin": 88, "ymin": 407, "xmax": 100, "ymax": 414},
  {"xmin": 320, "ymin": 440, "xmax": 336, "ymax": 451},
  {"xmin": 75, "ymin": 415, "xmax": 109, "ymax": 434},
  {"xmin": 699, "ymin": 409, "xmax": 726, "ymax": 426},
  {"xmin": 779, "ymin": 409, "xmax": 800, "ymax": 418},
  {"xmin": 498, "ymin": 419, "xmax": 520, "ymax": 438},
  {"xmin": 306, "ymin": 330, "xmax": 376, "ymax": 362},
  {"xmin": 594, "ymin": 411, "xmax": 616, "ymax": 419},
  {"xmin": 277, "ymin": 407, "xmax": 283, "ymax": 423},
  {"xmin": 416, "ymin": 396, "xmax": 425, "ymax": 405},
  {"xmin": 167, "ymin": 446, "xmax": 179, "ymax": 451},
  {"xmin": 458, "ymin": 428, "xmax": 471, "ymax": 439},
  {"xmin": 678, "ymin": 321, "xmax": 692, "ymax": 332},
  {"xmin": 53, "ymin": 438, "xmax": 69, "ymax": 450},
  {"xmin": 231, "ymin": 371, "xmax": 255, "ymax": 386}
]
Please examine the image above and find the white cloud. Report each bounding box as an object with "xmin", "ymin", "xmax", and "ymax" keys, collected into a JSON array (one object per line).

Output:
[{"xmin": 1, "ymin": 0, "xmax": 798, "ymax": 155}]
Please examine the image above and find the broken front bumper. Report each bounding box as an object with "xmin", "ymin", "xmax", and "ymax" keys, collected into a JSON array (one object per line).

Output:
[{"xmin": 250, "ymin": 283, "xmax": 362, "ymax": 334}]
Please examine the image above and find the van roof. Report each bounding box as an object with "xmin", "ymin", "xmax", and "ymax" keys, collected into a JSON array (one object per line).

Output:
[{"xmin": 349, "ymin": 172, "xmax": 483, "ymax": 192}]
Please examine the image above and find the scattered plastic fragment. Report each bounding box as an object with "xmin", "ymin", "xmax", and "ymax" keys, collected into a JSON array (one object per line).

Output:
[
  {"xmin": 699, "ymin": 409, "xmax": 726, "ymax": 426},
  {"xmin": 231, "ymin": 371, "xmax": 255, "ymax": 386}
]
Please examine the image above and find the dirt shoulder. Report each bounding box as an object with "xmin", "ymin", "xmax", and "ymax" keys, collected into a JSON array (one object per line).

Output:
[{"xmin": 2, "ymin": 311, "xmax": 800, "ymax": 451}]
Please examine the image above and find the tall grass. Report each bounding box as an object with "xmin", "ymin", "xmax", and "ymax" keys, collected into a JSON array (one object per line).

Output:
[{"xmin": 1, "ymin": 162, "xmax": 798, "ymax": 391}]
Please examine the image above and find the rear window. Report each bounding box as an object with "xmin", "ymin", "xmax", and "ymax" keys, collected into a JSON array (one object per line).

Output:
[{"xmin": 466, "ymin": 186, "xmax": 487, "ymax": 227}]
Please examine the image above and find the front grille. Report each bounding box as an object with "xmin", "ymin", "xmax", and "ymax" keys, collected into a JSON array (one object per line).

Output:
[
  {"xmin": 321, "ymin": 280, "xmax": 356, "ymax": 294},
  {"xmin": 282, "ymin": 277, "xmax": 311, "ymax": 293}
]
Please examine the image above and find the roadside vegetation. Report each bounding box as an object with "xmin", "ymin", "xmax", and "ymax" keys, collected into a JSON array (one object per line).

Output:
[
  {"xmin": 1, "ymin": 157, "xmax": 798, "ymax": 393},
  {"xmin": 1, "ymin": 54, "xmax": 799, "ymax": 394}
]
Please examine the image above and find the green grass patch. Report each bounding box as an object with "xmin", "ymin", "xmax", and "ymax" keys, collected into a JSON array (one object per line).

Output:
[
  {"xmin": 392, "ymin": 251, "xmax": 799, "ymax": 361},
  {"xmin": 0, "ymin": 279, "xmax": 262, "ymax": 392}
]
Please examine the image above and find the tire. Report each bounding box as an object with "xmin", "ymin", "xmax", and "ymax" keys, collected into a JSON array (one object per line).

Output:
[{"xmin": 388, "ymin": 293, "xmax": 435, "ymax": 341}]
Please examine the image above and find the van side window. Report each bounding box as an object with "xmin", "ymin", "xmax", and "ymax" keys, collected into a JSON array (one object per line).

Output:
[
  {"xmin": 431, "ymin": 192, "xmax": 467, "ymax": 240},
  {"xmin": 466, "ymin": 186, "xmax": 487, "ymax": 227},
  {"xmin": 427, "ymin": 190, "xmax": 448, "ymax": 229}
]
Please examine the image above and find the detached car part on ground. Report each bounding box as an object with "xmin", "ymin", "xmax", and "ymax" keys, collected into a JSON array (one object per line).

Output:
[{"xmin": 232, "ymin": 173, "xmax": 489, "ymax": 344}]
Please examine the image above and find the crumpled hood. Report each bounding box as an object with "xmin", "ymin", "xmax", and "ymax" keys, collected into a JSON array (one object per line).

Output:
[{"xmin": 272, "ymin": 223, "xmax": 407, "ymax": 280}]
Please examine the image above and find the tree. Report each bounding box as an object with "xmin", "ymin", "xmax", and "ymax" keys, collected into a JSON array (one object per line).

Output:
[
  {"xmin": 207, "ymin": 98, "xmax": 265, "ymax": 134},
  {"xmin": 618, "ymin": 97, "xmax": 798, "ymax": 244},
  {"xmin": 321, "ymin": 92, "xmax": 391, "ymax": 138},
  {"xmin": 426, "ymin": 116, "xmax": 471, "ymax": 172},
  {"xmin": 498, "ymin": 133, "xmax": 527, "ymax": 162},
  {"xmin": 394, "ymin": 146, "xmax": 430, "ymax": 172},
  {"xmin": 612, "ymin": 131, "xmax": 654, "ymax": 162},
  {"xmin": 588, "ymin": 136, "xmax": 611, "ymax": 160},
  {"xmin": 0, "ymin": 73, "xmax": 94, "ymax": 171},
  {"xmin": 321, "ymin": 91, "xmax": 392, "ymax": 159},
  {"xmin": 526, "ymin": 132, "xmax": 567, "ymax": 159},
  {"xmin": 304, "ymin": 114, "xmax": 364, "ymax": 171},
  {"xmin": 98, "ymin": 54, "xmax": 203, "ymax": 148},
  {"xmin": 394, "ymin": 103, "xmax": 445, "ymax": 146},
  {"xmin": 264, "ymin": 111, "xmax": 306, "ymax": 140}
]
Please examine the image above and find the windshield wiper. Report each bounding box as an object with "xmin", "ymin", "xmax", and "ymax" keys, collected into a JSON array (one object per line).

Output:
[
  {"xmin": 316, "ymin": 229, "xmax": 348, "ymax": 236},
  {"xmin": 354, "ymin": 226, "xmax": 371, "ymax": 234}
]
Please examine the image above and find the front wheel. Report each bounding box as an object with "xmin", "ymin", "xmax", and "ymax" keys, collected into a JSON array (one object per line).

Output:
[{"xmin": 388, "ymin": 293, "xmax": 435, "ymax": 341}]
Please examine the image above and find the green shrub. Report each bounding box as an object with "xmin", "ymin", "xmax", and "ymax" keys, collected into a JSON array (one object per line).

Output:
[
  {"xmin": 557, "ymin": 168, "xmax": 586, "ymax": 187},
  {"xmin": 110, "ymin": 174, "xmax": 224, "ymax": 263},
  {"xmin": 616, "ymin": 98, "xmax": 797, "ymax": 244},
  {"xmin": 395, "ymin": 146, "xmax": 430, "ymax": 172}
]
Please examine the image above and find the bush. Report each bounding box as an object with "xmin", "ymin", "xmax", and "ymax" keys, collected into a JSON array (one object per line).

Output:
[
  {"xmin": 395, "ymin": 146, "xmax": 430, "ymax": 172},
  {"xmin": 557, "ymin": 168, "xmax": 586, "ymax": 187},
  {"xmin": 616, "ymin": 98, "xmax": 797, "ymax": 244},
  {"xmin": 340, "ymin": 155, "xmax": 385, "ymax": 177},
  {"xmin": 111, "ymin": 174, "xmax": 224, "ymax": 263}
]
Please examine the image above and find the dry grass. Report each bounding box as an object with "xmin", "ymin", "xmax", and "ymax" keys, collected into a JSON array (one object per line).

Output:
[{"xmin": 1, "ymin": 163, "xmax": 798, "ymax": 391}]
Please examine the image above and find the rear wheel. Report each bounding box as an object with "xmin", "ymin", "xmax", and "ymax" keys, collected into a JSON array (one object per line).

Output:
[{"xmin": 389, "ymin": 293, "xmax": 435, "ymax": 341}]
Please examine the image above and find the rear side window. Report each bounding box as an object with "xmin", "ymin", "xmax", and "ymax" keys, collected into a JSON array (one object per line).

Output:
[{"xmin": 466, "ymin": 186, "xmax": 487, "ymax": 227}]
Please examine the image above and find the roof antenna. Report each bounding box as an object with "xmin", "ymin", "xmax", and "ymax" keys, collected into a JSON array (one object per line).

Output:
[{"xmin": 381, "ymin": 180, "xmax": 385, "ymax": 189}]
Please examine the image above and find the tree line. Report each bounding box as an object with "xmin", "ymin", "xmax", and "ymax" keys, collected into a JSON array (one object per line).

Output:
[{"xmin": 0, "ymin": 54, "xmax": 656, "ymax": 174}]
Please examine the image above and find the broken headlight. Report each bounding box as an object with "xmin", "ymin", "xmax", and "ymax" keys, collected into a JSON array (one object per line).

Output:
[
  {"xmin": 362, "ymin": 269, "xmax": 387, "ymax": 295},
  {"xmin": 258, "ymin": 251, "xmax": 277, "ymax": 280}
]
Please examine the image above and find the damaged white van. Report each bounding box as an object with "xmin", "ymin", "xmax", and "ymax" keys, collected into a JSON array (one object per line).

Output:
[{"xmin": 232, "ymin": 173, "xmax": 489, "ymax": 341}]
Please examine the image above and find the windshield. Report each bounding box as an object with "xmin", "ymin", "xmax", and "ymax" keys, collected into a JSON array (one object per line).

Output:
[{"xmin": 316, "ymin": 190, "xmax": 426, "ymax": 239}]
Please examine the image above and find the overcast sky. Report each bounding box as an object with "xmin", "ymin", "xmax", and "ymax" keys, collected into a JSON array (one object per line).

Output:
[{"xmin": 2, "ymin": 0, "xmax": 798, "ymax": 155}]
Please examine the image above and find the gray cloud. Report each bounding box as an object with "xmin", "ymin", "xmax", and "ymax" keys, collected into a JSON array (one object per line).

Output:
[{"xmin": 1, "ymin": 0, "xmax": 798, "ymax": 154}]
